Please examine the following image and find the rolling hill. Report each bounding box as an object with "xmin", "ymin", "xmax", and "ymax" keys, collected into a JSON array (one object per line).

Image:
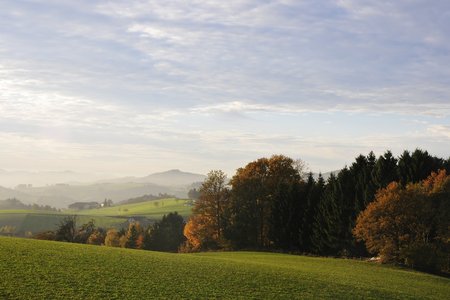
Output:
[
  {"xmin": 0, "ymin": 169, "xmax": 205, "ymax": 208},
  {"xmin": 0, "ymin": 198, "xmax": 192, "ymax": 235},
  {"xmin": 0, "ymin": 237, "xmax": 448, "ymax": 299},
  {"xmin": 69, "ymin": 198, "xmax": 192, "ymax": 219}
]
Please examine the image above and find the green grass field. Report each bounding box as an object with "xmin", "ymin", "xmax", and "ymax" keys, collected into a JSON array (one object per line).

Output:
[
  {"xmin": 0, "ymin": 210, "xmax": 125, "ymax": 235},
  {"xmin": 70, "ymin": 198, "xmax": 193, "ymax": 219},
  {"xmin": 0, "ymin": 198, "xmax": 192, "ymax": 235},
  {"xmin": 0, "ymin": 237, "xmax": 448, "ymax": 299}
]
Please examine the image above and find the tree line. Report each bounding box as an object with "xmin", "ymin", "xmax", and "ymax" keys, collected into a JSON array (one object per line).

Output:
[
  {"xmin": 29, "ymin": 149, "xmax": 449, "ymax": 273},
  {"xmin": 35, "ymin": 212, "xmax": 186, "ymax": 252},
  {"xmin": 184, "ymin": 149, "xmax": 449, "ymax": 273},
  {"xmin": 0, "ymin": 198, "xmax": 59, "ymax": 211}
]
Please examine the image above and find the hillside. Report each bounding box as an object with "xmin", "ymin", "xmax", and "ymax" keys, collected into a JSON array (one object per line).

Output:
[
  {"xmin": 0, "ymin": 169, "xmax": 205, "ymax": 208},
  {"xmin": 0, "ymin": 237, "xmax": 448, "ymax": 299},
  {"xmin": 0, "ymin": 210, "xmax": 124, "ymax": 235},
  {"xmin": 0, "ymin": 198, "xmax": 191, "ymax": 235},
  {"xmin": 97, "ymin": 169, "xmax": 206, "ymax": 186},
  {"xmin": 69, "ymin": 198, "xmax": 192, "ymax": 219},
  {"xmin": 137, "ymin": 169, "xmax": 206, "ymax": 186}
]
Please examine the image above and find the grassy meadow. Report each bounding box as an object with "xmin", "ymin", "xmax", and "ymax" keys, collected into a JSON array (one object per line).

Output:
[
  {"xmin": 69, "ymin": 198, "xmax": 192, "ymax": 219},
  {"xmin": 0, "ymin": 198, "xmax": 191, "ymax": 235},
  {"xmin": 0, "ymin": 236, "xmax": 448, "ymax": 299}
]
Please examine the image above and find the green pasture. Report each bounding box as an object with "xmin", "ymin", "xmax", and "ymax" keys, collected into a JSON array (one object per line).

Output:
[
  {"xmin": 0, "ymin": 198, "xmax": 192, "ymax": 235},
  {"xmin": 69, "ymin": 198, "xmax": 193, "ymax": 219},
  {"xmin": 0, "ymin": 211, "xmax": 125, "ymax": 235},
  {"xmin": 0, "ymin": 237, "xmax": 448, "ymax": 299}
]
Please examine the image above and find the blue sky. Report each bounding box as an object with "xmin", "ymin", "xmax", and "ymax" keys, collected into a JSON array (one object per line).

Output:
[{"xmin": 0, "ymin": 0, "xmax": 449, "ymax": 177}]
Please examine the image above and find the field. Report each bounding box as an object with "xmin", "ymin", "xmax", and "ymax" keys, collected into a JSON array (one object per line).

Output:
[
  {"xmin": 69, "ymin": 198, "xmax": 192, "ymax": 219},
  {"xmin": 0, "ymin": 198, "xmax": 192, "ymax": 235},
  {"xmin": 0, "ymin": 237, "xmax": 449, "ymax": 299}
]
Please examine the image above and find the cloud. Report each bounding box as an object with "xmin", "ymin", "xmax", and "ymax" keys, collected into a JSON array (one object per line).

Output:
[
  {"xmin": 0, "ymin": 0, "xmax": 449, "ymax": 176},
  {"xmin": 427, "ymin": 125, "xmax": 450, "ymax": 140}
]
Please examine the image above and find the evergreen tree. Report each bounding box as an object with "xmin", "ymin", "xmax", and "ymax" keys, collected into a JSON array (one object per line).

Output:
[
  {"xmin": 269, "ymin": 180, "xmax": 303, "ymax": 250},
  {"xmin": 310, "ymin": 174, "xmax": 342, "ymax": 255},
  {"xmin": 125, "ymin": 222, "xmax": 141, "ymax": 249},
  {"xmin": 301, "ymin": 173, "xmax": 324, "ymax": 252},
  {"xmin": 147, "ymin": 212, "xmax": 186, "ymax": 252},
  {"xmin": 372, "ymin": 150, "xmax": 398, "ymax": 189}
]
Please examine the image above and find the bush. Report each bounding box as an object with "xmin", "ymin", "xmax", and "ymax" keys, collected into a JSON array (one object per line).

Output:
[{"xmin": 33, "ymin": 231, "xmax": 56, "ymax": 240}]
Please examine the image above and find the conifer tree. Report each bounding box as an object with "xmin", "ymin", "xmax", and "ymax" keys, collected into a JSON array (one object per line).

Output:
[
  {"xmin": 310, "ymin": 174, "xmax": 342, "ymax": 255},
  {"xmin": 301, "ymin": 173, "xmax": 324, "ymax": 252}
]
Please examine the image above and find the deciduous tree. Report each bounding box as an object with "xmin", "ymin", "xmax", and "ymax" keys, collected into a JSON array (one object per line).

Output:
[{"xmin": 354, "ymin": 170, "xmax": 450, "ymax": 272}]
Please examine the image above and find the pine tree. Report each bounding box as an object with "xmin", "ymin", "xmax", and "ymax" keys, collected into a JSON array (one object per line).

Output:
[
  {"xmin": 310, "ymin": 174, "xmax": 342, "ymax": 255},
  {"xmin": 301, "ymin": 173, "xmax": 324, "ymax": 252},
  {"xmin": 372, "ymin": 150, "xmax": 398, "ymax": 189}
]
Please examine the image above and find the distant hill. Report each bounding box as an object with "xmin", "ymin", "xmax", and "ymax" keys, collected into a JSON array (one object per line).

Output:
[
  {"xmin": 99, "ymin": 169, "xmax": 206, "ymax": 186},
  {"xmin": 0, "ymin": 186, "xmax": 35, "ymax": 204},
  {"xmin": 0, "ymin": 169, "xmax": 206, "ymax": 209},
  {"xmin": 136, "ymin": 169, "xmax": 206, "ymax": 186},
  {"xmin": 27, "ymin": 182, "xmax": 186, "ymax": 208},
  {"xmin": 0, "ymin": 169, "xmax": 109, "ymax": 188},
  {"xmin": 0, "ymin": 198, "xmax": 28, "ymax": 209},
  {"xmin": 118, "ymin": 193, "xmax": 176, "ymax": 205}
]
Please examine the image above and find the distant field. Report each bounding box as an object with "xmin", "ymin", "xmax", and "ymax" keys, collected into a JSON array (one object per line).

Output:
[
  {"xmin": 69, "ymin": 198, "xmax": 193, "ymax": 219},
  {"xmin": 0, "ymin": 198, "xmax": 192, "ymax": 235},
  {"xmin": 0, "ymin": 237, "xmax": 448, "ymax": 299},
  {"xmin": 0, "ymin": 210, "xmax": 125, "ymax": 235}
]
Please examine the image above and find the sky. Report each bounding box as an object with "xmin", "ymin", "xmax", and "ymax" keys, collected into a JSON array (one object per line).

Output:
[{"xmin": 0, "ymin": 0, "xmax": 449, "ymax": 178}]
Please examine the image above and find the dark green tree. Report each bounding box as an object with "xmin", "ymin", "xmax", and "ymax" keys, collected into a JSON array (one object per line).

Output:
[
  {"xmin": 372, "ymin": 150, "xmax": 398, "ymax": 189},
  {"xmin": 300, "ymin": 173, "xmax": 324, "ymax": 252},
  {"xmin": 125, "ymin": 222, "xmax": 141, "ymax": 249},
  {"xmin": 55, "ymin": 215, "xmax": 77, "ymax": 243},
  {"xmin": 310, "ymin": 174, "xmax": 342, "ymax": 255},
  {"xmin": 146, "ymin": 212, "xmax": 186, "ymax": 252}
]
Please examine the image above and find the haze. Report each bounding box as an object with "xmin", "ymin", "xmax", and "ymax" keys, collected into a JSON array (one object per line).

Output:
[{"xmin": 1, "ymin": 1, "xmax": 449, "ymax": 182}]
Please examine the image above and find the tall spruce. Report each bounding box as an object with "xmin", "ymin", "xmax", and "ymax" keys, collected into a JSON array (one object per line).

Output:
[
  {"xmin": 301, "ymin": 173, "xmax": 324, "ymax": 252},
  {"xmin": 372, "ymin": 151, "xmax": 398, "ymax": 189},
  {"xmin": 310, "ymin": 174, "xmax": 342, "ymax": 255}
]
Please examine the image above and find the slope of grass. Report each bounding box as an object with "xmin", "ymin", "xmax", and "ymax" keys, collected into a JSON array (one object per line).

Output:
[
  {"xmin": 70, "ymin": 198, "xmax": 192, "ymax": 219},
  {"xmin": 0, "ymin": 209, "xmax": 60, "ymax": 214},
  {"xmin": 0, "ymin": 211, "xmax": 124, "ymax": 235},
  {"xmin": 0, "ymin": 237, "xmax": 448, "ymax": 299},
  {"xmin": 0, "ymin": 198, "xmax": 191, "ymax": 236}
]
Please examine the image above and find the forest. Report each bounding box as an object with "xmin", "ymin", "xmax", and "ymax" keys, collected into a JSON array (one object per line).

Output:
[
  {"xmin": 33, "ymin": 149, "xmax": 449, "ymax": 274},
  {"xmin": 184, "ymin": 149, "xmax": 449, "ymax": 273}
]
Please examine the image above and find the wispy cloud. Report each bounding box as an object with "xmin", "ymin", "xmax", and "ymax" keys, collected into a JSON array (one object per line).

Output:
[{"xmin": 0, "ymin": 0, "xmax": 449, "ymax": 176}]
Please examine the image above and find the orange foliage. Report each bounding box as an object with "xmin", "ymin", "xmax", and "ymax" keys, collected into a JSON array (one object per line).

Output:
[
  {"xmin": 183, "ymin": 214, "xmax": 217, "ymax": 251},
  {"xmin": 354, "ymin": 170, "xmax": 449, "ymax": 270}
]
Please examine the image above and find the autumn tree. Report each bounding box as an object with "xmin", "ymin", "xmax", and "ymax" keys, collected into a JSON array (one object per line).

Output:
[
  {"xmin": 184, "ymin": 170, "xmax": 229, "ymax": 250},
  {"xmin": 182, "ymin": 215, "xmax": 205, "ymax": 251},
  {"xmin": 354, "ymin": 170, "xmax": 450, "ymax": 272},
  {"xmin": 124, "ymin": 222, "xmax": 143, "ymax": 249},
  {"xmin": 87, "ymin": 229, "xmax": 106, "ymax": 245},
  {"xmin": 229, "ymin": 155, "xmax": 305, "ymax": 249},
  {"xmin": 104, "ymin": 229, "xmax": 121, "ymax": 247},
  {"xmin": 75, "ymin": 219, "xmax": 96, "ymax": 244}
]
